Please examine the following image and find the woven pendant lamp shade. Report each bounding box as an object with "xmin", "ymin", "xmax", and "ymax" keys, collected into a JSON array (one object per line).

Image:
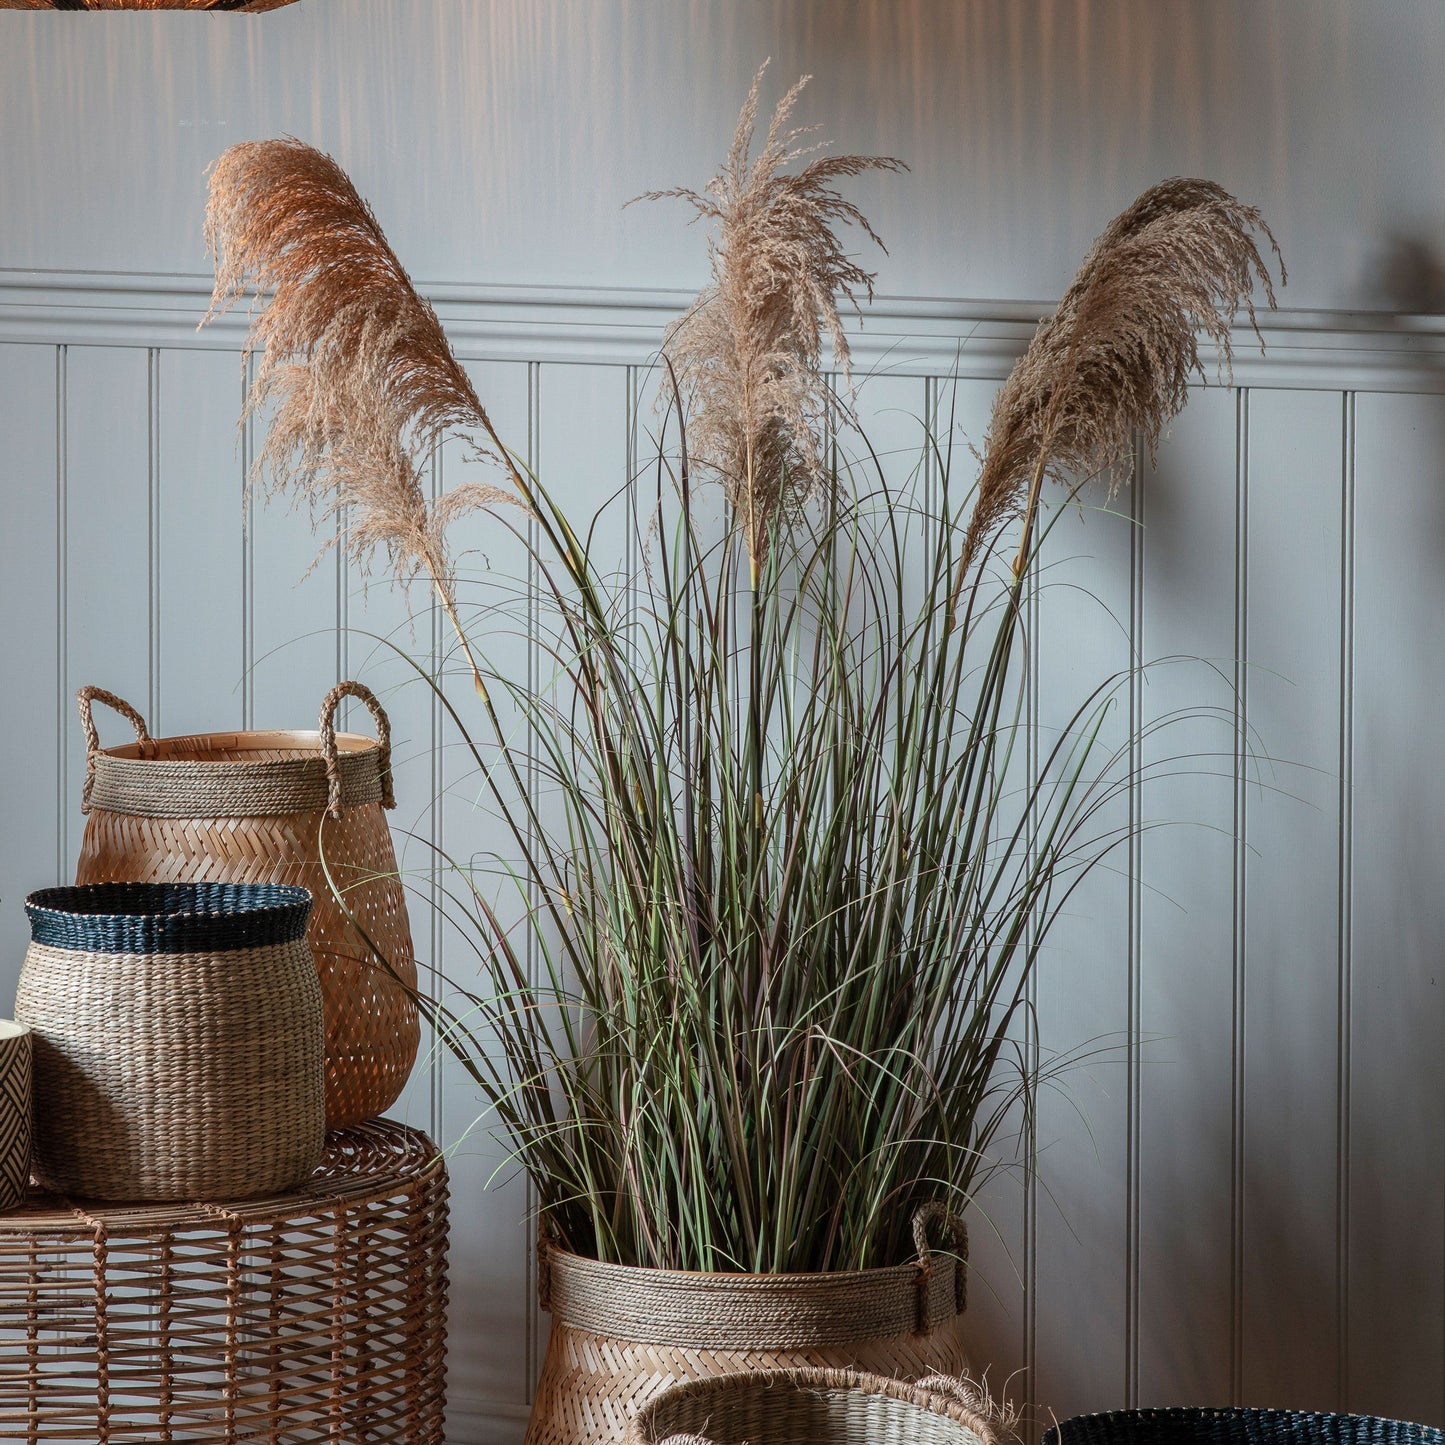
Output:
[{"xmin": 0, "ymin": 1, "xmax": 299, "ymax": 10}]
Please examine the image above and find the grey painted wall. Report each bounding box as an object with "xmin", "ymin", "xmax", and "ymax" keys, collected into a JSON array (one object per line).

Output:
[{"xmin": 2, "ymin": 5, "xmax": 1444, "ymax": 1443}]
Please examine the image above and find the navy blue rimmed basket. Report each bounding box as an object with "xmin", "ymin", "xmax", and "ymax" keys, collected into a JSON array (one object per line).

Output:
[
  {"xmin": 24, "ymin": 880, "xmax": 313, "ymax": 955},
  {"xmin": 16, "ymin": 880, "xmax": 326, "ymax": 1202},
  {"xmin": 1043, "ymin": 1409, "xmax": 1444, "ymax": 1445}
]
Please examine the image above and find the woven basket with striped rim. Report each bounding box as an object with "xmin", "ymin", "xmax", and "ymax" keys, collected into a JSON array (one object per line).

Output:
[
  {"xmin": 625, "ymin": 1369, "xmax": 997, "ymax": 1445},
  {"xmin": 525, "ymin": 1208, "xmax": 970, "ymax": 1445},
  {"xmin": 17, "ymin": 880, "xmax": 324, "ymax": 1201},
  {"xmin": 73, "ymin": 680, "xmax": 419, "ymax": 1130},
  {"xmin": 1041, "ymin": 1411, "xmax": 1444, "ymax": 1445}
]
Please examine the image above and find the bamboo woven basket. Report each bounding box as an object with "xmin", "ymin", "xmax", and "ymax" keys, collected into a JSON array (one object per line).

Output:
[
  {"xmin": 625, "ymin": 1369, "xmax": 996, "ymax": 1445},
  {"xmin": 526, "ymin": 1210, "xmax": 970, "ymax": 1445},
  {"xmin": 74, "ymin": 681, "xmax": 419, "ymax": 1130},
  {"xmin": 17, "ymin": 880, "xmax": 325, "ymax": 1201}
]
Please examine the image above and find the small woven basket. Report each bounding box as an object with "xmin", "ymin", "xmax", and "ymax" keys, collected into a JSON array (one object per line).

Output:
[
  {"xmin": 16, "ymin": 880, "xmax": 325, "ymax": 1201},
  {"xmin": 625, "ymin": 1368, "xmax": 996, "ymax": 1445},
  {"xmin": 1042, "ymin": 1411, "xmax": 1444, "ymax": 1445},
  {"xmin": 74, "ymin": 680, "xmax": 419, "ymax": 1130}
]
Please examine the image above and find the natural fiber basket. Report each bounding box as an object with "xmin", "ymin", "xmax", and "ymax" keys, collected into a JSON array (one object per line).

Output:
[
  {"xmin": 1041, "ymin": 1410, "xmax": 1444, "ymax": 1445},
  {"xmin": 625, "ymin": 1369, "xmax": 997, "ymax": 1445},
  {"xmin": 74, "ymin": 680, "xmax": 419, "ymax": 1130},
  {"xmin": 526, "ymin": 1209, "xmax": 970, "ymax": 1445},
  {"xmin": 17, "ymin": 880, "xmax": 325, "ymax": 1201}
]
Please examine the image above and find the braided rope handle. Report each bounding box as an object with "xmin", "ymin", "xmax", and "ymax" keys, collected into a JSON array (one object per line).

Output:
[
  {"xmin": 912, "ymin": 1201, "xmax": 970, "ymax": 1327},
  {"xmin": 535, "ymin": 1225, "xmax": 555, "ymax": 1313},
  {"xmin": 319, "ymin": 681, "xmax": 396, "ymax": 818},
  {"xmin": 76, "ymin": 686, "xmax": 152, "ymax": 814}
]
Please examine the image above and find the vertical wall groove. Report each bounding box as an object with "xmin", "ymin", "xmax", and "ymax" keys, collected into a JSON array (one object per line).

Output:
[
  {"xmin": 1336, "ymin": 389, "xmax": 1356, "ymax": 1410},
  {"xmin": 1023, "ymin": 509, "xmax": 1040, "ymax": 1424},
  {"xmin": 1230, "ymin": 385, "xmax": 1251, "ymax": 1404},
  {"xmin": 524, "ymin": 357, "xmax": 542, "ymax": 1404},
  {"xmin": 428, "ymin": 437, "xmax": 444, "ymax": 1150},
  {"xmin": 1125, "ymin": 435, "xmax": 1145, "ymax": 1409},
  {"xmin": 54, "ymin": 343, "xmax": 68, "ymax": 884},
  {"xmin": 147, "ymin": 347, "xmax": 161, "ymax": 731},
  {"xmin": 241, "ymin": 353, "xmax": 255, "ymax": 730}
]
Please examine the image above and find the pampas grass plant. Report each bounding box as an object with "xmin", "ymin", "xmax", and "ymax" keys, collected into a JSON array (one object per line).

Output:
[{"xmin": 202, "ymin": 79, "xmax": 1280, "ymax": 1273}]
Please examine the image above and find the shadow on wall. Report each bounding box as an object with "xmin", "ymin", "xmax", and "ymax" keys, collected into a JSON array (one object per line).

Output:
[{"xmin": 1368, "ymin": 231, "xmax": 1445, "ymax": 315}]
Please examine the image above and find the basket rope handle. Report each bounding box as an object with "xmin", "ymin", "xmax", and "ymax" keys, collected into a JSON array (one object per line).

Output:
[
  {"xmin": 76, "ymin": 686, "xmax": 152, "ymax": 814},
  {"xmin": 912, "ymin": 1201, "xmax": 969, "ymax": 1329},
  {"xmin": 319, "ymin": 681, "xmax": 396, "ymax": 817}
]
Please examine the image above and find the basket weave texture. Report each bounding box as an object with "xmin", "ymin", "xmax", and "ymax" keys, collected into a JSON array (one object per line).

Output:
[
  {"xmin": 0, "ymin": 1119, "xmax": 448, "ymax": 1444},
  {"xmin": 526, "ymin": 1212, "xmax": 970, "ymax": 1445},
  {"xmin": 1042, "ymin": 1411, "xmax": 1444, "ymax": 1445},
  {"xmin": 625, "ymin": 1368, "xmax": 995, "ymax": 1445},
  {"xmin": 0, "ymin": 1025, "xmax": 30, "ymax": 1212},
  {"xmin": 73, "ymin": 682, "xmax": 419, "ymax": 1130},
  {"xmin": 17, "ymin": 880, "xmax": 325, "ymax": 1201}
]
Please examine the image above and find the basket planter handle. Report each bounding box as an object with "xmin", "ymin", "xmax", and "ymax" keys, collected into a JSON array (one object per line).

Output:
[
  {"xmin": 912, "ymin": 1201, "xmax": 969, "ymax": 1328},
  {"xmin": 320, "ymin": 681, "xmax": 396, "ymax": 817},
  {"xmin": 76, "ymin": 686, "xmax": 152, "ymax": 814}
]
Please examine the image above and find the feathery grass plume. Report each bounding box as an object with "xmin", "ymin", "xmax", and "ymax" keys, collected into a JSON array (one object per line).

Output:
[
  {"xmin": 638, "ymin": 63, "xmax": 905, "ymax": 576},
  {"xmin": 201, "ymin": 137, "xmax": 520, "ymax": 684},
  {"xmin": 961, "ymin": 178, "xmax": 1284, "ymax": 581}
]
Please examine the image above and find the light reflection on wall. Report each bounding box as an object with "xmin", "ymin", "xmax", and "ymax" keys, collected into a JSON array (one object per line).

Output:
[{"xmin": 0, "ymin": 0, "xmax": 1428, "ymax": 308}]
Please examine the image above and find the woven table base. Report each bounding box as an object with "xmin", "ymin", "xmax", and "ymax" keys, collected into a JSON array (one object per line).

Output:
[{"xmin": 0, "ymin": 1119, "xmax": 447, "ymax": 1442}]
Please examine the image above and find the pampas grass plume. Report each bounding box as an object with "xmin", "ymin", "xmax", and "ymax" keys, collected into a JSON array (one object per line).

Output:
[
  {"xmin": 963, "ymin": 177, "xmax": 1284, "ymax": 581},
  {"xmin": 639, "ymin": 63, "xmax": 905, "ymax": 576}
]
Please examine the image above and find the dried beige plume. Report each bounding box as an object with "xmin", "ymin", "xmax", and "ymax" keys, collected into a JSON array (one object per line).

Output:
[
  {"xmin": 961, "ymin": 177, "xmax": 1284, "ymax": 582},
  {"xmin": 639, "ymin": 63, "xmax": 905, "ymax": 577},
  {"xmin": 201, "ymin": 137, "xmax": 519, "ymax": 689}
]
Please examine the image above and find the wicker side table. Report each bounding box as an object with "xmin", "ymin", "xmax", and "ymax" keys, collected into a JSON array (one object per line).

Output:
[{"xmin": 0, "ymin": 1118, "xmax": 448, "ymax": 1443}]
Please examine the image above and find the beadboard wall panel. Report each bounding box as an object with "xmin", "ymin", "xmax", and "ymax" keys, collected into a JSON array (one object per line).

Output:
[
  {"xmin": 2, "ymin": 278, "xmax": 1445, "ymax": 1443},
  {"xmin": 1135, "ymin": 385, "xmax": 1242, "ymax": 1407},
  {"xmin": 1347, "ymin": 390, "xmax": 1445, "ymax": 1428}
]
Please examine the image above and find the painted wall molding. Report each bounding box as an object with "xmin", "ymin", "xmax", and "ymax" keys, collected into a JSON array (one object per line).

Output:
[{"xmin": 4, "ymin": 267, "xmax": 1445, "ymax": 392}]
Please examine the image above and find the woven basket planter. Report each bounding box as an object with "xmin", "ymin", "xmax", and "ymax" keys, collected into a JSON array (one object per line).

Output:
[
  {"xmin": 17, "ymin": 880, "xmax": 325, "ymax": 1201},
  {"xmin": 74, "ymin": 680, "xmax": 419, "ymax": 1130},
  {"xmin": 526, "ymin": 1213, "xmax": 970, "ymax": 1445},
  {"xmin": 625, "ymin": 1368, "xmax": 996, "ymax": 1445},
  {"xmin": 1042, "ymin": 1410, "xmax": 1444, "ymax": 1445}
]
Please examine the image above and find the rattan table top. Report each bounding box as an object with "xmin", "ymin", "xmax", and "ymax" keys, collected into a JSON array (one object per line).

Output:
[{"xmin": 0, "ymin": 1116, "xmax": 439, "ymax": 1233}]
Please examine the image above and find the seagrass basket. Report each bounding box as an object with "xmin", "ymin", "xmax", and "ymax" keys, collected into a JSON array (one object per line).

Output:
[
  {"xmin": 526, "ymin": 1209, "xmax": 970, "ymax": 1445},
  {"xmin": 1041, "ymin": 1410, "xmax": 1444, "ymax": 1445},
  {"xmin": 74, "ymin": 680, "xmax": 419, "ymax": 1130},
  {"xmin": 625, "ymin": 1369, "xmax": 997, "ymax": 1445},
  {"xmin": 16, "ymin": 880, "xmax": 324, "ymax": 1201}
]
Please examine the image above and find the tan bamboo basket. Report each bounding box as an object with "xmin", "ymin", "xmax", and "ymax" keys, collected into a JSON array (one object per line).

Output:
[
  {"xmin": 526, "ymin": 1209, "xmax": 970, "ymax": 1445},
  {"xmin": 17, "ymin": 880, "xmax": 325, "ymax": 1201},
  {"xmin": 624, "ymin": 1368, "xmax": 997, "ymax": 1445},
  {"xmin": 74, "ymin": 680, "xmax": 419, "ymax": 1130}
]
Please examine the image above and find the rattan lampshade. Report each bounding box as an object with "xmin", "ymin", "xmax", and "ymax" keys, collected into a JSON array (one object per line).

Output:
[{"xmin": 1, "ymin": 1, "xmax": 299, "ymax": 10}]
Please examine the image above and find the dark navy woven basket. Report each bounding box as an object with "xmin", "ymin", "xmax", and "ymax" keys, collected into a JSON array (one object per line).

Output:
[
  {"xmin": 25, "ymin": 881, "xmax": 312, "ymax": 955},
  {"xmin": 1044, "ymin": 1409, "xmax": 1444, "ymax": 1445}
]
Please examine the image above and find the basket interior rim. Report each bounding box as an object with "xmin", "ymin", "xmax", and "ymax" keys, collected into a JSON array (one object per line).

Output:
[
  {"xmin": 98, "ymin": 729, "xmax": 380, "ymax": 763},
  {"xmin": 25, "ymin": 881, "xmax": 313, "ymax": 922}
]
